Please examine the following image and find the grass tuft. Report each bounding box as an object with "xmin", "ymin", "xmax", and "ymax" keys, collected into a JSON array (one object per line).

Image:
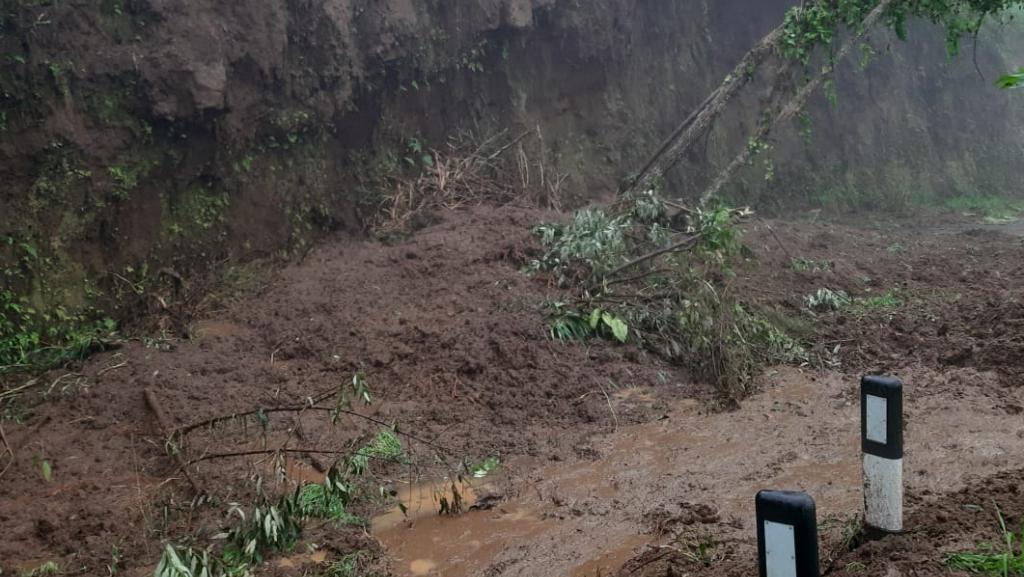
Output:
[{"xmin": 947, "ymin": 506, "xmax": 1024, "ymax": 576}]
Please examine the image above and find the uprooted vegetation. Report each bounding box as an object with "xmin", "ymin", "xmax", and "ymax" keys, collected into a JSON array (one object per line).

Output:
[
  {"xmin": 528, "ymin": 190, "xmax": 805, "ymax": 400},
  {"xmin": 146, "ymin": 371, "xmax": 491, "ymax": 577}
]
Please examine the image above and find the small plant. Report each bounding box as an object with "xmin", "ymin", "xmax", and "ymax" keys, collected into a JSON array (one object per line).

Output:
[
  {"xmin": 672, "ymin": 530, "xmax": 723, "ymax": 567},
  {"xmin": 325, "ymin": 552, "xmax": 367, "ymax": 577},
  {"xmin": 295, "ymin": 483, "xmax": 364, "ymax": 526},
  {"xmin": 155, "ymin": 544, "xmax": 223, "ymax": 577},
  {"xmin": 544, "ymin": 303, "xmax": 629, "ymax": 344},
  {"xmin": 947, "ymin": 506, "xmax": 1024, "ymax": 576},
  {"xmin": 945, "ymin": 194, "xmax": 1024, "ymax": 224},
  {"xmin": 36, "ymin": 457, "xmax": 53, "ymax": 482},
  {"xmin": 108, "ymin": 164, "xmax": 141, "ymax": 200},
  {"xmin": 998, "ymin": 68, "xmax": 1024, "ymax": 89},
  {"xmin": 546, "ymin": 302, "xmax": 594, "ymax": 342},
  {"xmin": 348, "ymin": 428, "xmax": 404, "ymax": 476},
  {"xmin": 805, "ymin": 288, "xmax": 851, "ymax": 312},
  {"xmin": 20, "ymin": 561, "xmax": 61, "ymax": 577},
  {"xmin": 107, "ymin": 545, "xmax": 124, "ymax": 576},
  {"xmin": 470, "ymin": 456, "xmax": 501, "ymax": 479},
  {"xmin": 790, "ymin": 257, "xmax": 832, "ymax": 273},
  {"xmin": 857, "ymin": 290, "xmax": 902, "ymax": 310},
  {"xmin": 225, "ymin": 496, "xmax": 303, "ymax": 564}
]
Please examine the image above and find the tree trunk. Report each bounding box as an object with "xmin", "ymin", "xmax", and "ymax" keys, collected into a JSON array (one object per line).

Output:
[
  {"xmin": 698, "ymin": 0, "xmax": 895, "ymax": 205},
  {"xmin": 623, "ymin": 25, "xmax": 785, "ymax": 197}
]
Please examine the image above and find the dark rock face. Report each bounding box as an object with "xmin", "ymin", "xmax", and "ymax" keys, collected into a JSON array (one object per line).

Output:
[{"xmin": 0, "ymin": 0, "xmax": 1021, "ymax": 314}]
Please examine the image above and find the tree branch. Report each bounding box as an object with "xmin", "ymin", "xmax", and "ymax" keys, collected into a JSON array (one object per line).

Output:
[{"xmin": 605, "ymin": 234, "xmax": 702, "ymax": 279}]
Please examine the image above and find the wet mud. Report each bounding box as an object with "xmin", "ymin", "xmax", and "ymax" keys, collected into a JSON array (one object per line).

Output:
[{"xmin": 3, "ymin": 207, "xmax": 1024, "ymax": 576}]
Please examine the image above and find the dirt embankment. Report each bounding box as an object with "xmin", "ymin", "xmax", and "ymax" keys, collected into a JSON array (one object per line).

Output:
[
  {"xmin": 3, "ymin": 0, "xmax": 1024, "ymax": 322},
  {"xmin": 2, "ymin": 205, "xmax": 1024, "ymax": 576}
]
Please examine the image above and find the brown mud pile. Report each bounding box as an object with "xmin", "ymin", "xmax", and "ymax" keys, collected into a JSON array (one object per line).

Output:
[
  {"xmin": 2, "ymin": 206, "xmax": 1024, "ymax": 577},
  {"xmin": 0, "ymin": 206, "xmax": 698, "ymax": 577}
]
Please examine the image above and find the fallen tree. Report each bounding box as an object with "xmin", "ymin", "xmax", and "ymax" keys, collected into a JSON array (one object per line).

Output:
[{"xmin": 624, "ymin": 0, "xmax": 1024, "ymax": 205}]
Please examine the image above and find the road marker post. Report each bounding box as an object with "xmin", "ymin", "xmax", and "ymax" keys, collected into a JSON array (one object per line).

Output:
[
  {"xmin": 756, "ymin": 490, "xmax": 819, "ymax": 577},
  {"xmin": 861, "ymin": 375, "xmax": 904, "ymax": 533}
]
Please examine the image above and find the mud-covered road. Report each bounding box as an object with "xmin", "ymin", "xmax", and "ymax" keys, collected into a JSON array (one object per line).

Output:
[{"xmin": 2, "ymin": 206, "xmax": 1023, "ymax": 577}]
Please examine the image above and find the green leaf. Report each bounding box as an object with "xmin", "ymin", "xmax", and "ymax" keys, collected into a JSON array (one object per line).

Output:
[
  {"xmin": 589, "ymin": 308, "xmax": 602, "ymax": 330},
  {"xmin": 601, "ymin": 313, "xmax": 629, "ymax": 343},
  {"xmin": 471, "ymin": 456, "xmax": 501, "ymax": 478},
  {"xmin": 41, "ymin": 460, "xmax": 52, "ymax": 482},
  {"xmin": 997, "ymin": 69, "xmax": 1024, "ymax": 90}
]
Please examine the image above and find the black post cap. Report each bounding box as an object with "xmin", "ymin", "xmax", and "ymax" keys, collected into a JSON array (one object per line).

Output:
[
  {"xmin": 756, "ymin": 490, "xmax": 819, "ymax": 577},
  {"xmin": 861, "ymin": 375, "xmax": 903, "ymax": 460}
]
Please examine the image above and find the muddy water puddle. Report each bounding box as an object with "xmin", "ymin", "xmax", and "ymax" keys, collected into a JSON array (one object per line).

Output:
[{"xmin": 375, "ymin": 367, "xmax": 1024, "ymax": 577}]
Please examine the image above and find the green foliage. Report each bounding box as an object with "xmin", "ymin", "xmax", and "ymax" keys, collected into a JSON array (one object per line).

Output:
[
  {"xmin": 155, "ymin": 545, "xmax": 223, "ymax": 577},
  {"xmin": 324, "ymin": 552, "xmax": 367, "ymax": 577},
  {"xmin": 545, "ymin": 303, "xmax": 630, "ymax": 344},
  {"xmin": 20, "ymin": 561, "xmax": 61, "ymax": 577},
  {"xmin": 347, "ymin": 428, "xmax": 403, "ymax": 476},
  {"xmin": 998, "ymin": 68, "xmax": 1024, "ymax": 88},
  {"xmin": 790, "ymin": 257, "xmax": 833, "ymax": 273},
  {"xmin": 530, "ymin": 192, "xmax": 803, "ymax": 398},
  {"xmin": 108, "ymin": 164, "xmax": 141, "ymax": 200},
  {"xmin": 781, "ymin": 0, "xmax": 1024, "ymax": 67},
  {"xmin": 529, "ymin": 208, "xmax": 631, "ymax": 287},
  {"xmin": 225, "ymin": 497, "xmax": 303, "ymax": 564},
  {"xmin": 591, "ymin": 308, "xmax": 630, "ymax": 343},
  {"xmin": 663, "ymin": 281, "xmax": 804, "ymax": 397},
  {"xmin": 945, "ymin": 194, "xmax": 1024, "ymax": 222},
  {"xmin": 47, "ymin": 60, "xmax": 71, "ymax": 98},
  {"xmin": 857, "ymin": 290, "xmax": 903, "ymax": 309},
  {"xmin": 1, "ymin": 285, "xmax": 117, "ymax": 373},
  {"xmin": 806, "ymin": 287, "xmax": 904, "ymax": 314},
  {"xmin": 806, "ymin": 288, "xmax": 852, "ymax": 312},
  {"xmin": 167, "ymin": 185, "xmax": 230, "ymax": 239},
  {"xmin": 470, "ymin": 456, "xmax": 501, "ymax": 478},
  {"xmin": 295, "ymin": 483, "xmax": 364, "ymax": 525},
  {"xmin": 546, "ymin": 302, "xmax": 594, "ymax": 342},
  {"xmin": 947, "ymin": 507, "xmax": 1024, "ymax": 576}
]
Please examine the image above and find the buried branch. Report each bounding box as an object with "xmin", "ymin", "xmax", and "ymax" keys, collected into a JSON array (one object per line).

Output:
[
  {"xmin": 144, "ymin": 388, "xmax": 203, "ymax": 493},
  {"xmin": 172, "ymin": 402, "xmax": 456, "ymax": 456}
]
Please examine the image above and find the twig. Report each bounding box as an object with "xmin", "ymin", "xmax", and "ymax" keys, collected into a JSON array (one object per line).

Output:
[
  {"xmin": 486, "ymin": 129, "xmax": 535, "ymax": 161},
  {"xmin": 173, "ymin": 402, "xmax": 457, "ymax": 456},
  {"xmin": 144, "ymin": 388, "xmax": 202, "ymax": 493},
  {"xmin": 605, "ymin": 234, "xmax": 702, "ymax": 279},
  {"xmin": 596, "ymin": 380, "xmax": 619, "ymax": 431},
  {"xmin": 185, "ymin": 447, "xmax": 405, "ymax": 467},
  {"xmin": 0, "ymin": 422, "xmax": 13, "ymax": 480},
  {"xmin": 0, "ymin": 379, "xmax": 42, "ymax": 400},
  {"xmin": 96, "ymin": 360, "xmax": 128, "ymax": 376},
  {"xmin": 605, "ymin": 268, "xmax": 675, "ymax": 288},
  {"xmin": 761, "ymin": 219, "xmax": 794, "ymax": 262}
]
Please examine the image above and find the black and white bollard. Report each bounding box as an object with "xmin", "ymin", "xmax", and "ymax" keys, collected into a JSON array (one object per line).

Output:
[
  {"xmin": 861, "ymin": 375, "xmax": 904, "ymax": 533},
  {"xmin": 756, "ymin": 490, "xmax": 819, "ymax": 577}
]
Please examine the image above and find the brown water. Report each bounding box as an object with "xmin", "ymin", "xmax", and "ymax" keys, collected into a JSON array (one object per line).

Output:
[{"xmin": 373, "ymin": 366, "xmax": 1024, "ymax": 577}]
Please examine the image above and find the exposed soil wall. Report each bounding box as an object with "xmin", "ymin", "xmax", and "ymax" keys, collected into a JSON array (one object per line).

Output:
[{"xmin": 1, "ymin": 0, "xmax": 1022, "ymax": 322}]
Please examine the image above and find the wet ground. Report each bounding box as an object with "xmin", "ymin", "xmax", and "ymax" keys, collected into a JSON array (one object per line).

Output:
[
  {"xmin": 375, "ymin": 367, "xmax": 1024, "ymax": 577},
  {"xmin": 2, "ymin": 206, "xmax": 1024, "ymax": 577}
]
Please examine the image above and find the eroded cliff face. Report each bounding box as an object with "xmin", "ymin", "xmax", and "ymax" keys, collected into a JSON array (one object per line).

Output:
[{"xmin": 0, "ymin": 0, "xmax": 1021, "ymax": 324}]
